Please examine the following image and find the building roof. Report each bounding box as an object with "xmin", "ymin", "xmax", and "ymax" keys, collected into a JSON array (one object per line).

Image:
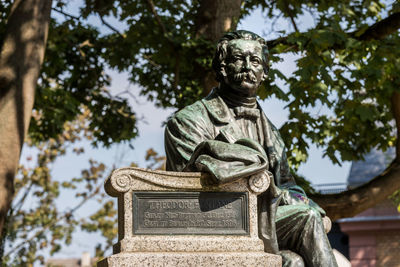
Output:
[{"xmin": 347, "ymin": 147, "xmax": 395, "ymax": 188}]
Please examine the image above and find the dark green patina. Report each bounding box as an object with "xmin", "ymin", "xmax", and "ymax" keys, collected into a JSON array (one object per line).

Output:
[{"xmin": 165, "ymin": 30, "xmax": 338, "ymax": 267}]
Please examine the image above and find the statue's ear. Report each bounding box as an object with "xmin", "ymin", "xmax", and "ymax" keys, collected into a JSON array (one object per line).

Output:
[
  {"xmin": 261, "ymin": 72, "xmax": 267, "ymax": 81},
  {"xmin": 220, "ymin": 63, "xmax": 227, "ymax": 77}
]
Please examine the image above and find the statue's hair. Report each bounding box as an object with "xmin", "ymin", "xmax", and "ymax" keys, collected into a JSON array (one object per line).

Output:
[{"xmin": 212, "ymin": 30, "xmax": 269, "ymax": 82}]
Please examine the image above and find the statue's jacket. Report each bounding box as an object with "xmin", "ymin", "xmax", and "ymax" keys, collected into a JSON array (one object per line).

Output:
[{"xmin": 165, "ymin": 89, "xmax": 324, "ymax": 253}]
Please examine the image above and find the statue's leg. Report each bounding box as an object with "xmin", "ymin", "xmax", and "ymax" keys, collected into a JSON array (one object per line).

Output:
[{"xmin": 275, "ymin": 204, "xmax": 338, "ymax": 267}]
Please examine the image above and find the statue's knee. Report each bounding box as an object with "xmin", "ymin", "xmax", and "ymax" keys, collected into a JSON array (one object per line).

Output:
[
  {"xmin": 280, "ymin": 250, "xmax": 305, "ymax": 267},
  {"xmin": 301, "ymin": 206, "xmax": 332, "ymax": 232},
  {"xmin": 302, "ymin": 206, "xmax": 321, "ymax": 221}
]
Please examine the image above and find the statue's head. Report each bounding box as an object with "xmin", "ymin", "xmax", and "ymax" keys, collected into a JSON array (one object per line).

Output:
[{"xmin": 212, "ymin": 30, "xmax": 269, "ymax": 97}]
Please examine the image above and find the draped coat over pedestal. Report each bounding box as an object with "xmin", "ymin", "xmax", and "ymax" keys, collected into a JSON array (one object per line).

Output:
[{"xmin": 165, "ymin": 89, "xmax": 320, "ymax": 253}]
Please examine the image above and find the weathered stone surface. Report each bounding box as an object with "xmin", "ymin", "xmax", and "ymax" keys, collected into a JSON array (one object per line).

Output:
[
  {"xmin": 114, "ymin": 236, "xmax": 265, "ymax": 253},
  {"xmin": 98, "ymin": 252, "xmax": 281, "ymax": 267},
  {"xmin": 98, "ymin": 167, "xmax": 281, "ymax": 266}
]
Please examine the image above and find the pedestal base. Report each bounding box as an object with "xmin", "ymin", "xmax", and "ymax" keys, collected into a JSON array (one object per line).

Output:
[
  {"xmin": 98, "ymin": 251, "xmax": 281, "ymax": 267},
  {"xmin": 100, "ymin": 168, "xmax": 282, "ymax": 266}
]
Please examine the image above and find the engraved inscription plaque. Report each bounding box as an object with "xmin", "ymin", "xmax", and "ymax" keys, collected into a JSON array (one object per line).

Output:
[{"xmin": 132, "ymin": 192, "xmax": 249, "ymax": 235}]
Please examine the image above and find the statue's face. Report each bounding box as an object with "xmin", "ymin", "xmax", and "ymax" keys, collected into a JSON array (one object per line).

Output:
[{"xmin": 222, "ymin": 39, "xmax": 266, "ymax": 97}]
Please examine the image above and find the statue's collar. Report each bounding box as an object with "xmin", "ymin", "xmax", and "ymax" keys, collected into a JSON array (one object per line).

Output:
[
  {"xmin": 201, "ymin": 88, "xmax": 233, "ymax": 124},
  {"xmin": 218, "ymin": 86, "xmax": 258, "ymax": 108},
  {"xmin": 201, "ymin": 88, "xmax": 263, "ymax": 124}
]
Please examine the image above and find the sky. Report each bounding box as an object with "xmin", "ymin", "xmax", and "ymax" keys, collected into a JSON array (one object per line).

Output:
[{"xmin": 16, "ymin": 3, "xmax": 352, "ymax": 262}]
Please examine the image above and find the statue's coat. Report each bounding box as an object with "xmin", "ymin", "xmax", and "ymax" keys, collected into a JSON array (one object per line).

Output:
[{"xmin": 165, "ymin": 89, "xmax": 299, "ymax": 252}]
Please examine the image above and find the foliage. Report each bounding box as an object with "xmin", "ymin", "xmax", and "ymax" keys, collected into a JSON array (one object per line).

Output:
[
  {"xmin": 390, "ymin": 186, "xmax": 400, "ymax": 212},
  {"xmin": 80, "ymin": 0, "xmax": 214, "ymax": 110},
  {"xmin": 2, "ymin": 0, "xmax": 399, "ymax": 165},
  {"xmin": 0, "ymin": 0, "xmax": 139, "ymax": 148},
  {"xmin": 0, "ymin": 109, "xmax": 166, "ymax": 265},
  {"xmin": 145, "ymin": 148, "xmax": 166, "ymax": 170},
  {"xmin": 0, "ymin": 110, "xmax": 119, "ymax": 265},
  {"xmin": 261, "ymin": 1, "xmax": 400, "ymax": 169}
]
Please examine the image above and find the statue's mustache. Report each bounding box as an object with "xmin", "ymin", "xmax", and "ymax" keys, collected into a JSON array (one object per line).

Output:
[{"xmin": 233, "ymin": 71, "xmax": 257, "ymax": 83}]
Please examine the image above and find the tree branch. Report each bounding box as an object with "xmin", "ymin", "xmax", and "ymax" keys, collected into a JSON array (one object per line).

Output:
[
  {"xmin": 142, "ymin": 54, "xmax": 161, "ymax": 68},
  {"xmin": 309, "ymin": 161, "xmax": 400, "ymax": 221},
  {"xmin": 267, "ymin": 36, "xmax": 291, "ymax": 50},
  {"xmin": 283, "ymin": 0, "xmax": 299, "ymax": 32},
  {"xmin": 145, "ymin": 0, "xmax": 174, "ymax": 44},
  {"xmin": 267, "ymin": 11, "xmax": 400, "ymax": 51},
  {"xmin": 53, "ymin": 7, "xmax": 124, "ymax": 38},
  {"xmin": 358, "ymin": 12, "xmax": 400, "ymax": 41},
  {"xmin": 52, "ymin": 7, "xmax": 80, "ymax": 20},
  {"xmin": 9, "ymin": 182, "xmax": 34, "ymax": 217},
  {"xmin": 289, "ymin": 15, "xmax": 299, "ymax": 33},
  {"xmin": 4, "ymin": 184, "xmax": 102, "ymax": 258},
  {"xmin": 98, "ymin": 15, "xmax": 124, "ymax": 38}
]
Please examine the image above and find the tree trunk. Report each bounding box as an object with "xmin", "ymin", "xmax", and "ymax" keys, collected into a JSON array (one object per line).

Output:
[
  {"xmin": 195, "ymin": 0, "xmax": 243, "ymax": 95},
  {"xmin": 0, "ymin": 0, "xmax": 52, "ymax": 239}
]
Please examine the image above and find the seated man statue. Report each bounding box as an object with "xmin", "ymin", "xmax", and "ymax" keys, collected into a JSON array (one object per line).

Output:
[{"xmin": 164, "ymin": 30, "xmax": 338, "ymax": 267}]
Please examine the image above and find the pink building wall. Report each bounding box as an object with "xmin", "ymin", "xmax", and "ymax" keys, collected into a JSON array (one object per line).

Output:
[{"xmin": 339, "ymin": 200, "xmax": 400, "ymax": 267}]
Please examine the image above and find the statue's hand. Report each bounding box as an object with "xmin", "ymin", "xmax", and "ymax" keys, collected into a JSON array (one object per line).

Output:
[
  {"xmin": 322, "ymin": 216, "xmax": 332, "ymax": 233},
  {"xmin": 308, "ymin": 198, "xmax": 326, "ymax": 217}
]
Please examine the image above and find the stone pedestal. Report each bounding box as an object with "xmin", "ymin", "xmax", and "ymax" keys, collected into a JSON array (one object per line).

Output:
[{"xmin": 97, "ymin": 168, "xmax": 281, "ymax": 267}]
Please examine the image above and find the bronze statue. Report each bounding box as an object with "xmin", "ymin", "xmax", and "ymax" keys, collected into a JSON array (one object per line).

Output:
[{"xmin": 165, "ymin": 30, "xmax": 338, "ymax": 267}]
